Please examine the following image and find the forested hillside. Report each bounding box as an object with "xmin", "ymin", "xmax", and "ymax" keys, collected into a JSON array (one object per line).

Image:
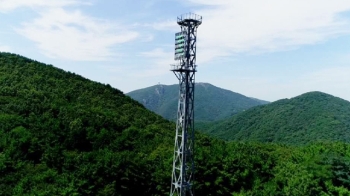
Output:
[
  {"xmin": 1, "ymin": 52, "xmax": 350, "ymax": 195},
  {"xmin": 0, "ymin": 52, "xmax": 176, "ymax": 195},
  {"xmin": 127, "ymin": 83, "xmax": 268, "ymax": 122},
  {"xmin": 202, "ymin": 92, "xmax": 350, "ymax": 145}
]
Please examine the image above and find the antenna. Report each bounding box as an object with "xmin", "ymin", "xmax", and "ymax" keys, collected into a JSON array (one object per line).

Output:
[{"xmin": 170, "ymin": 13, "xmax": 202, "ymax": 196}]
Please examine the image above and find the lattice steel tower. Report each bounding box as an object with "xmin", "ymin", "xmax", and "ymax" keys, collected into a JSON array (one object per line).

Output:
[{"xmin": 170, "ymin": 13, "xmax": 202, "ymax": 196}]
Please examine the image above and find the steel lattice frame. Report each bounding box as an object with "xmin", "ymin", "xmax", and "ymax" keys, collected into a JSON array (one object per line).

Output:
[{"xmin": 170, "ymin": 13, "xmax": 202, "ymax": 196}]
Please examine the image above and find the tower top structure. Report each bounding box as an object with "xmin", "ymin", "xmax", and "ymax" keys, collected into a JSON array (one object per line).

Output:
[{"xmin": 177, "ymin": 13, "xmax": 202, "ymax": 26}]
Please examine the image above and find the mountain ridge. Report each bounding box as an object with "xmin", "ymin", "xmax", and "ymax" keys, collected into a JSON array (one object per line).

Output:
[
  {"xmin": 202, "ymin": 91, "xmax": 350, "ymax": 145},
  {"xmin": 127, "ymin": 82, "xmax": 269, "ymax": 122}
]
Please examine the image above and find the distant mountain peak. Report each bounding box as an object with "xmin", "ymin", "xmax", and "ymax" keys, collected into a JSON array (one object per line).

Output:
[{"xmin": 127, "ymin": 83, "xmax": 269, "ymax": 122}]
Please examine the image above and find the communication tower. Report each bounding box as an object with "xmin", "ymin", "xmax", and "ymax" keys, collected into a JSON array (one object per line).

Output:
[{"xmin": 170, "ymin": 13, "xmax": 202, "ymax": 196}]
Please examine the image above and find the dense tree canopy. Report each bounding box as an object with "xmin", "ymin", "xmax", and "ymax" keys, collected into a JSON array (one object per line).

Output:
[
  {"xmin": 1, "ymin": 52, "xmax": 350, "ymax": 195},
  {"xmin": 201, "ymin": 91, "xmax": 350, "ymax": 145}
]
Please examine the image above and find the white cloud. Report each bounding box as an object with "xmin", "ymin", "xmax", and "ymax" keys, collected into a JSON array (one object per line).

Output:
[
  {"xmin": 0, "ymin": 0, "xmax": 86, "ymax": 12},
  {"xmin": 14, "ymin": 5, "xmax": 139, "ymax": 61},
  {"xmin": 186, "ymin": 0, "xmax": 350, "ymax": 62}
]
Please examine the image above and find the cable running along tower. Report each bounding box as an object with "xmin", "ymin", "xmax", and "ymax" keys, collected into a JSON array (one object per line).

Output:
[{"xmin": 170, "ymin": 13, "xmax": 202, "ymax": 196}]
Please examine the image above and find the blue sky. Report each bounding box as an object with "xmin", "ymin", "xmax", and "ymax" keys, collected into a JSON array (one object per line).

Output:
[{"xmin": 1, "ymin": 0, "xmax": 350, "ymax": 102}]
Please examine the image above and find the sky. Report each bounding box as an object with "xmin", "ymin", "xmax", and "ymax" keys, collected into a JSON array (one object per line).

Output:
[{"xmin": 1, "ymin": 0, "xmax": 350, "ymax": 102}]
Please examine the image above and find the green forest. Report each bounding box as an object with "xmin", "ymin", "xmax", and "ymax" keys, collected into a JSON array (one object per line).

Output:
[
  {"xmin": 1, "ymin": 52, "xmax": 350, "ymax": 195},
  {"xmin": 201, "ymin": 92, "xmax": 350, "ymax": 145}
]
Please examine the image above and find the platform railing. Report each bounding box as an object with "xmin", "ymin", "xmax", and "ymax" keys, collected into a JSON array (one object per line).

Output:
[{"xmin": 177, "ymin": 13, "xmax": 202, "ymax": 23}]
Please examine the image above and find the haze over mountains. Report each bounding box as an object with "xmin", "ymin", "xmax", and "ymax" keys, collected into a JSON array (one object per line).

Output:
[
  {"xmin": 2, "ymin": 52, "xmax": 350, "ymax": 195},
  {"xmin": 127, "ymin": 83, "xmax": 269, "ymax": 122}
]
